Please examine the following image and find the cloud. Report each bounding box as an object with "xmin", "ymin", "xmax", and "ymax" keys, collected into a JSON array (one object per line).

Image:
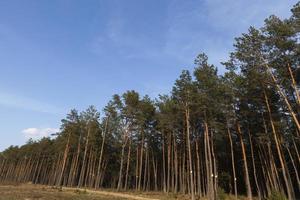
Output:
[
  {"xmin": 0, "ymin": 91, "xmax": 62, "ymax": 114},
  {"xmin": 92, "ymin": 16, "xmax": 159, "ymax": 59},
  {"xmin": 202, "ymin": 0, "xmax": 296, "ymax": 31},
  {"xmin": 91, "ymin": 1, "xmax": 167, "ymax": 60},
  {"xmin": 22, "ymin": 127, "xmax": 59, "ymax": 140},
  {"xmin": 163, "ymin": 0, "xmax": 297, "ymax": 71},
  {"xmin": 91, "ymin": 0, "xmax": 297, "ymax": 73}
]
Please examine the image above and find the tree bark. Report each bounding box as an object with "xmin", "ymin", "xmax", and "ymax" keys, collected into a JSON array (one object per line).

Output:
[
  {"xmin": 95, "ymin": 116, "xmax": 110, "ymax": 189},
  {"xmin": 78, "ymin": 126, "xmax": 91, "ymax": 187},
  {"xmin": 236, "ymin": 122, "xmax": 252, "ymax": 200},
  {"xmin": 247, "ymin": 128, "xmax": 261, "ymax": 200},
  {"xmin": 57, "ymin": 133, "xmax": 71, "ymax": 187},
  {"xmin": 263, "ymin": 89, "xmax": 295, "ymax": 200},
  {"xmin": 117, "ymin": 131, "xmax": 129, "ymax": 191},
  {"xmin": 265, "ymin": 64, "xmax": 300, "ymax": 134},
  {"xmin": 287, "ymin": 63, "xmax": 300, "ymax": 105},
  {"xmin": 227, "ymin": 126, "xmax": 237, "ymax": 200},
  {"xmin": 185, "ymin": 106, "xmax": 195, "ymax": 200},
  {"xmin": 124, "ymin": 138, "xmax": 132, "ymax": 190}
]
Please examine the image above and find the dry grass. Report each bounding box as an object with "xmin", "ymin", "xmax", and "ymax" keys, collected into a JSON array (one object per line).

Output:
[
  {"xmin": 0, "ymin": 184, "xmax": 179, "ymax": 200},
  {"xmin": 0, "ymin": 184, "xmax": 248, "ymax": 200},
  {"xmin": 0, "ymin": 184, "xmax": 124, "ymax": 200}
]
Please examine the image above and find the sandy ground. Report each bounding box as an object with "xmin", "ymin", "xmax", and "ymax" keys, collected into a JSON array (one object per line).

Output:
[
  {"xmin": 0, "ymin": 184, "xmax": 182, "ymax": 200},
  {"xmin": 62, "ymin": 186, "xmax": 160, "ymax": 200}
]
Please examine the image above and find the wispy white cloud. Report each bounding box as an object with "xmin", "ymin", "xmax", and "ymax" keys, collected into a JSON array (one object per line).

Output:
[
  {"xmin": 93, "ymin": 19, "xmax": 160, "ymax": 59},
  {"xmin": 91, "ymin": 0, "xmax": 297, "ymax": 73},
  {"xmin": 22, "ymin": 127, "xmax": 59, "ymax": 140},
  {"xmin": 202, "ymin": 0, "xmax": 296, "ymax": 32},
  {"xmin": 0, "ymin": 91, "xmax": 62, "ymax": 114},
  {"xmin": 91, "ymin": 2, "xmax": 165, "ymax": 60},
  {"xmin": 163, "ymin": 0, "xmax": 298, "ymax": 70}
]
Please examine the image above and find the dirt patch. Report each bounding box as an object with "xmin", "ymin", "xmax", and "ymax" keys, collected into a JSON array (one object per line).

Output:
[
  {"xmin": 63, "ymin": 187, "xmax": 160, "ymax": 200},
  {"xmin": 0, "ymin": 184, "xmax": 167, "ymax": 200}
]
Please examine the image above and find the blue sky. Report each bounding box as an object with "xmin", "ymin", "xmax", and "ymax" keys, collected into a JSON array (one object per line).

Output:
[{"xmin": 0, "ymin": 0, "xmax": 297, "ymax": 151}]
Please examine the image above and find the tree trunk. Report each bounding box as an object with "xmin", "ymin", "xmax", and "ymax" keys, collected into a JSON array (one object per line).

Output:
[
  {"xmin": 287, "ymin": 63, "xmax": 300, "ymax": 105},
  {"xmin": 227, "ymin": 126, "xmax": 237, "ymax": 200},
  {"xmin": 173, "ymin": 136, "xmax": 178, "ymax": 193},
  {"xmin": 185, "ymin": 106, "xmax": 195, "ymax": 200},
  {"xmin": 143, "ymin": 148, "xmax": 148, "ymax": 191},
  {"xmin": 236, "ymin": 122, "xmax": 252, "ymax": 200},
  {"xmin": 211, "ymin": 131, "xmax": 217, "ymax": 200},
  {"xmin": 135, "ymin": 147, "xmax": 139, "ymax": 190},
  {"xmin": 95, "ymin": 116, "xmax": 110, "ymax": 189},
  {"xmin": 247, "ymin": 128, "xmax": 261, "ymax": 200},
  {"xmin": 167, "ymin": 133, "xmax": 171, "ymax": 193},
  {"xmin": 117, "ymin": 132, "xmax": 128, "ymax": 191},
  {"xmin": 263, "ymin": 89, "xmax": 295, "ymax": 200},
  {"xmin": 286, "ymin": 146, "xmax": 300, "ymax": 191},
  {"xmin": 265, "ymin": 64, "xmax": 300, "ymax": 134},
  {"xmin": 292, "ymin": 139, "xmax": 300, "ymax": 165},
  {"xmin": 70, "ymin": 134, "xmax": 81, "ymax": 187},
  {"xmin": 151, "ymin": 151, "xmax": 158, "ymax": 191},
  {"xmin": 162, "ymin": 133, "xmax": 166, "ymax": 193},
  {"xmin": 124, "ymin": 138, "xmax": 132, "ymax": 190},
  {"xmin": 57, "ymin": 133, "xmax": 71, "ymax": 187},
  {"xmin": 78, "ymin": 127, "xmax": 91, "ymax": 187},
  {"xmin": 196, "ymin": 138, "xmax": 202, "ymax": 197}
]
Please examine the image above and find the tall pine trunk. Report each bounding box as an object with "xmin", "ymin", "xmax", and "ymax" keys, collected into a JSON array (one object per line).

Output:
[
  {"xmin": 264, "ymin": 89, "xmax": 295, "ymax": 200},
  {"xmin": 236, "ymin": 122, "xmax": 252, "ymax": 200},
  {"xmin": 227, "ymin": 126, "xmax": 237, "ymax": 200},
  {"xmin": 185, "ymin": 106, "xmax": 195, "ymax": 200}
]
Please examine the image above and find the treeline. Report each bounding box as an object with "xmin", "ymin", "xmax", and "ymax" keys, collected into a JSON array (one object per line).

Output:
[{"xmin": 1, "ymin": 3, "xmax": 300, "ymax": 200}]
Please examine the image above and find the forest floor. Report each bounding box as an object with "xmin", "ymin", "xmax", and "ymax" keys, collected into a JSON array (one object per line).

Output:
[{"xmin": 0, "ymin": 183, "xmax": 192, "ymax": 200}]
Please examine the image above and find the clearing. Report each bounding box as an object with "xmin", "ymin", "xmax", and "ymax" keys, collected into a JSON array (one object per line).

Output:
[{"xmin": 0, "ymin": 184, "xmax": 186, "ymax": 200}]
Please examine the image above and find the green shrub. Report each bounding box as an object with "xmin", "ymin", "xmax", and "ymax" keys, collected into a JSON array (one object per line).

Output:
[
  {"xmin": 217, "ymin": 187, "xmax": 226, "ymax": 200},
  {"xmin": 74, "ymin": 189, "xmax": 87, "ymax": 195},
  {"xmin": 267, "ymin": 191, "xmax": 287, "ymax": 200}
]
